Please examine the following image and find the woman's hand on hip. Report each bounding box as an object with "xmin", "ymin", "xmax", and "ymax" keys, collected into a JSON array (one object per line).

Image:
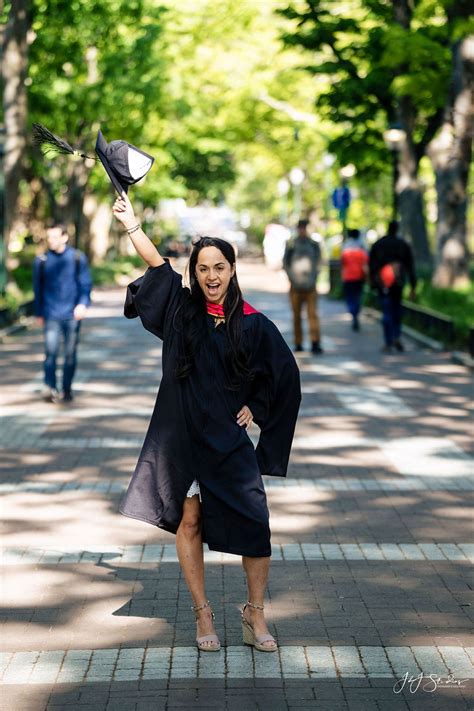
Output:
[{"xmin": 237, "ymin": 405, "xmax": 253, "ymax": 429}]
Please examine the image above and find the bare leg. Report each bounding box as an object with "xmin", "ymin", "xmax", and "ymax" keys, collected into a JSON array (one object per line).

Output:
[
  {"xmin": 176, "ymin": 495, "xmax": 218, "ymax": 646},
  {"xmin": 241, "ymin": 556, "xmax": 276, "ymax": 649}
]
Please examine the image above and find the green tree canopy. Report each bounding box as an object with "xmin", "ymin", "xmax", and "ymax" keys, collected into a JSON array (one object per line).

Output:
[{"xmin": 278, "ymin": 0, "xmax": 471, "ymax": 264}]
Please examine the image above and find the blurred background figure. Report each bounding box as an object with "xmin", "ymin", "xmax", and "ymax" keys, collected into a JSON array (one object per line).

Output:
[
  {"xmin": 178, "ymin": 204, "xmax": 247, "ymax": 257},
  {"xmin": 283, "ymin": 218, "xmax": 323, "ymax": 354},
  {"xmin": 263, "ymin": 221, "xmax": 291, "ymax": 270},
  {"xmin": 341, "ymin": 228, "xmax": 369, "ymax": 332},
  {"xmin": 33, "ymin": 225, "xmax": 92, "ymax": 402},
  {"xmin": 369, "ymin": 220, "xmax": 417, "ymax": 353}
]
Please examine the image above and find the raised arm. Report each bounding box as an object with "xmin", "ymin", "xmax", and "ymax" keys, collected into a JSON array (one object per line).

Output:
[{"xmin": 112, "ymin": 194, "xmax": 164, "ymax": 268}]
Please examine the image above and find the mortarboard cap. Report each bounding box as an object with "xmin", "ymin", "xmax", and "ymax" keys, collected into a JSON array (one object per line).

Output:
[
  {"xmin": 95, "ymin": 130, "xmax": 154, "ymax": 195},
  {"xmin": 32, "ymin": 123, "xmax": 155, "ymax": 196}
]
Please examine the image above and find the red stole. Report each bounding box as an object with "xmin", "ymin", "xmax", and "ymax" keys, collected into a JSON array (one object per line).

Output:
[{"xmin": 206, "ymin": 301, "xmax": 259, "ymax": 318}]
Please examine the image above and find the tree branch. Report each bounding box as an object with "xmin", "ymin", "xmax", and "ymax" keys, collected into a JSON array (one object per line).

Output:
[
  {"xmin": 306, "ymin": 0, "xmax": 361, "ymax": 81},
  {"xmin": 418, "ymin": 106, "xmax": 445, "ymax": 160},
  {"xmin": 257, "ymin": 91, "xmax": 317, "ymax": 125}
]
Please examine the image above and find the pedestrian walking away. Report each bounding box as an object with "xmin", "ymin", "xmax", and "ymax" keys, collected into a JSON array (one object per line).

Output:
[
  {"xmin": 341, "ymin": 228, "xmax": 369, "ymax": 331},
  {"xmin": 112, "ymin": 193, "xmax": 301, "ymax": 653},
  {"xmin": 369, "ymin": 220, "xmax": 417, "ymax": 353},
  {"xmin": 283, "ymin": 218, "xmax": 323, "ymax": 354},
  {"xmin": 33, "ymin": 224, "xmax": 92, "ymax": 403}
]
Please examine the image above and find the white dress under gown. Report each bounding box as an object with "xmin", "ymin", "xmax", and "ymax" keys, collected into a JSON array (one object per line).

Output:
[{"xmin": 186, "ymin": 479, "xmax": 202, "ymax": 501}]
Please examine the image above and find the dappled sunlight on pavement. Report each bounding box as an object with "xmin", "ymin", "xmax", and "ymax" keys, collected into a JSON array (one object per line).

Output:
[{"xmin": 1, "ymin": 257, "xmax": 473, "ymax": 709}]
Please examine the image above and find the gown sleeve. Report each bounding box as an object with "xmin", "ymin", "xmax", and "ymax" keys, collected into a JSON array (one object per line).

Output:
[
  {"xmin": 247, "ymin": 317, "xmax": 301, "ymax": 477},
  {"xmin": 124, "ymin": 259, "xmax": 184, "ymax": 340}
]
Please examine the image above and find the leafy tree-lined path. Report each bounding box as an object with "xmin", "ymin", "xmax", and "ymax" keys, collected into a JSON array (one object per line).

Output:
[
  {"xmin": 1, "ymin": 1, "xmax": 472, "ymax": 286},
  {"xmin": 280, "ymin": 0, "xmax": 473, "ymax": 282}
]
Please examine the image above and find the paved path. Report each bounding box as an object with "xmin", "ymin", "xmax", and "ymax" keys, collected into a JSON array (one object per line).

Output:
[{"xmin": 1, "ymin": 258, "xmax": 473, "ymax": 710}]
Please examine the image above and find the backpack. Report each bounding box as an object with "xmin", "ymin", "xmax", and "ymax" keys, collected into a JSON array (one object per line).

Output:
[
  {"xmin": 285, "ymin": 239, "xmax": 321, "ymax": 290},
  {"xmin": 377, "ymin": 261, "xmax": 403, "ymax": 290}
]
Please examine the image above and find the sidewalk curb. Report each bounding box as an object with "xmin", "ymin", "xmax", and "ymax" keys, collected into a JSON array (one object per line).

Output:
[
  {"xmin": 451, "ymin": 350, "xmax": 474, "ymax": 370},
  {"xmin": 0, "ymin": 317, "xmax": 33, "ymax": 343}
]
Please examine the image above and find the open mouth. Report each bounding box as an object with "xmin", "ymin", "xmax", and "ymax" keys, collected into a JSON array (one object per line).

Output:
[{"xmin": 206, "ymin": 284, "xmax": 220, "ymax": 296}]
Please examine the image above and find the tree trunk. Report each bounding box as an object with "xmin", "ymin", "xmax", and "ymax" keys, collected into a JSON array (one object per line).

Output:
[
  {"xmin": 398, "ymin": 181, "xmax": 431, "ymax": 268},
  {"xmin": 53, "ymin": 159, "xmax": 90, "ymax": 249},
  {"xmin": 396, "ymin": 107, "xmax": 432, "ymax": 268},
  {"xmin": 82, "ymin": 193, "xmax": 112, "ymax": 264},
  {"xmin": 2, "ymin": 0, "xmax": 29, "ymax": 256},
  {"xmin": 429, "ymin": 36, "xmax": 473, "ymax": 288},
  {"xmin": 36, "ymin": 156, "xmax": 91, "ymax": 249},
  {"xmin": 391, "ymin": 2, "xmax": 432, "ymax": 269}
]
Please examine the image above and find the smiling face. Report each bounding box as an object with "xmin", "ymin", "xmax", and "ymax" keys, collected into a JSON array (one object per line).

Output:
[{"xmin": 195, "ymin": 246, "xmax": 236, "ymax": 304}]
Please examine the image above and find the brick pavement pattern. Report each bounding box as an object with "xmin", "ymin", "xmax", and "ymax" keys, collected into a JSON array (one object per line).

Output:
[{"xmin": 1, "ymin": 258, "xmax": 473, "ymax": 711}]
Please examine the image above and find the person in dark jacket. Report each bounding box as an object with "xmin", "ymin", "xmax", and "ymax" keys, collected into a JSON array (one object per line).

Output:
[
  {"xmin": 113, "ymin": 193, "xmax": 301, "ymax": 655},
  {"xmin": 369, "ymin": 220, "xmax": 416, "ymax": 353},
  {"xmin": 283, "ymin": 218, "xmax": 323, "ymax": 354},
  {"xmin": 33, "ymin": 225, "xmax": 92, "ymax": 402}
]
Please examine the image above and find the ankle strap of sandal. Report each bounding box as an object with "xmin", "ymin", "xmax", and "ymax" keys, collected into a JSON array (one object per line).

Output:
[
  {"xmin": 192, "ymin": 600, "xmax": 209, "ymax": 611},
  {"xmin": 244, "ymin": 600, "xmax": 265, "ymax": 611},
  {"xmin": 192, "ymin": 600, "xmax": 214, "ymax": 619}
]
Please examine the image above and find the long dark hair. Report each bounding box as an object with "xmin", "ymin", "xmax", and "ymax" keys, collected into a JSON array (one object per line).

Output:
[{"xmin": 174, "ymin": 237, "xmax": 253, "ymax": 387}]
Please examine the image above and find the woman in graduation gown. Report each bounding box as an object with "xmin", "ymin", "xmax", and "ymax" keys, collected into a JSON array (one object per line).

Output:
[{"xmin": 113, "ymin": 194, "xmax": 301, "ymax": 653}]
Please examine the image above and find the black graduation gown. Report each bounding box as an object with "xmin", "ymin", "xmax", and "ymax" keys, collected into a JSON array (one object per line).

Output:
[{"xmin": 119, "ymin": 260, "xmax": 301, "ymax": 557}]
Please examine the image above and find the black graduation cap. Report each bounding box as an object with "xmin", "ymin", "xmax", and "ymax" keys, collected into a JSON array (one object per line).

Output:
[
  {"xmin": 95, "ymin": 130, "xmax": 154, "ymax": 195},
  {"xmin": 32, "ymin": 123, "xmax": 154, "ymax": 195}
]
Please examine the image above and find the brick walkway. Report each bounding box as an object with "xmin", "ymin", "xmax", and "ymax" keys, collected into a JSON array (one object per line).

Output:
[{"xmin": 1, "ymin": 258, "xmax": 473, "ymax": 710}]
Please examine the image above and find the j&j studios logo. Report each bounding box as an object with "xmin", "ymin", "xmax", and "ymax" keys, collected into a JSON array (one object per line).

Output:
[{"xmin": 393, "ymin": 672, "xmax": 469, "ymax": 694}]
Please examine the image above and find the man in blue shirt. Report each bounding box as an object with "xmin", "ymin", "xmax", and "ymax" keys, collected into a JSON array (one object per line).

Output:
[{"xmin": 33, "ymin": 225, "xmax": 92, "ymax": 402}]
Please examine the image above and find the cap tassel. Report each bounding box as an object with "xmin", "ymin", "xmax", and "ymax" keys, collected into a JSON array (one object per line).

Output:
[{"xmin": 32, "ymin": 123, "xmax": 95, "ymax": 160}]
